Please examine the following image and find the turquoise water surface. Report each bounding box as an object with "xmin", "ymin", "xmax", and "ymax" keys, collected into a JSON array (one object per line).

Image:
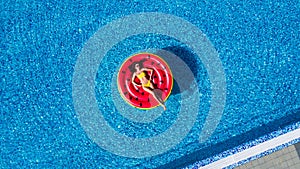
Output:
[{"xmin": 1, "ymin": 0, "xmax": 299, "ymax": 168}]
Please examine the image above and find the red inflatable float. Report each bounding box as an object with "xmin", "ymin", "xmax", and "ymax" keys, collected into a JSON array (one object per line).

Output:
[{"xmin": 117, "ymin": 53, "xmax": 173, "ymax": 109}]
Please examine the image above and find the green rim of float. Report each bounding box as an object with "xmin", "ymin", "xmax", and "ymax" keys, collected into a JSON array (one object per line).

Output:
[{"xmin": 117, "ymin": 53, "xmax": 173, "ymax": 109}]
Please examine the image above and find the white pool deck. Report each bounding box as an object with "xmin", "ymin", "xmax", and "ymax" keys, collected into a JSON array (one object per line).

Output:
[{"xmin": 199, "ymin": 127, "xmax": 300, "ymax": 169}]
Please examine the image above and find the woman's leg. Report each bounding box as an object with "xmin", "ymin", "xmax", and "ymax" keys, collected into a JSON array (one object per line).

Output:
[
  {"xmin": 149, "ymin": 82, "xmax": 165, "ymax": 106},
  {"xmin": 149, "ymin": 82, "xmax": 166, "ymax": 110},
  {"xmin": 143, "ymin": 86, "xmax": 166, "ymax": 110}
]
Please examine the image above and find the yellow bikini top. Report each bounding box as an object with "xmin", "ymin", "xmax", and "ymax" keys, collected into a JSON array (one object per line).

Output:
[{"xmin": 137, "ymin": 71, "xmax": 146, "ymax": 79}]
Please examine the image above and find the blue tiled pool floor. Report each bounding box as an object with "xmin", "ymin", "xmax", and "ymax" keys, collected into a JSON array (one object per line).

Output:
[{"xmin": 1, "ymin": 0, "xmax": 299, "ymax": 168}]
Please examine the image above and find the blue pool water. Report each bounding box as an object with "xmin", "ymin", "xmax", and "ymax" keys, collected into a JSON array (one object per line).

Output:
[{"xmin": 1, "ymin": 0, "xmax": 299, "ymax": 168}]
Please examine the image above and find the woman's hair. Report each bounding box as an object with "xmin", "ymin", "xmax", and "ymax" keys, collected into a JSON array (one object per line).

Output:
[{"xmin": 128, "ymin": 58, "xmax": 147, "ymax": 73}]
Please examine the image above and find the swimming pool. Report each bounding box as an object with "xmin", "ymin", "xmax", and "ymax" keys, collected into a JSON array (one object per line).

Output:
[{"xmin": 1, "ymin": 0, "xmax": 299, "ymax": 168}]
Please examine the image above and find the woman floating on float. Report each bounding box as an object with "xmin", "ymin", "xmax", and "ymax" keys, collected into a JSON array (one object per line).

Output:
[
  {"xmin": 117, "ymin": 53, "xmax": 173, "ymax": 110},
  {"xmin": 129, "ymin": 59, "xmax": 166, "ymax": 110}
]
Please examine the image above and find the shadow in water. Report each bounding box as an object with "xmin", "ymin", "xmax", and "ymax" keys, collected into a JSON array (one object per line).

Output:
[
  {"xmin": 171, "ymin": 79, "xmax": 180, "ymax": 96},
  {"xmin": 157, "ymin": 107, "xmax": 300, "ymax": 169},
  {"xmin": 155, "ymin": 46, "xmax": 203, "ymax": 95}
]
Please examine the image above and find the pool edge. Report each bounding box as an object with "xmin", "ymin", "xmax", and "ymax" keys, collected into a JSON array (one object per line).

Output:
[{"xmin": 193, "ymin": 123, "xmax": 300, "ymax": 169}]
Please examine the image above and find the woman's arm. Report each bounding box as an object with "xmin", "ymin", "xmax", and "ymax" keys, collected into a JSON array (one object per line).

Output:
[
  {"xmin": 131, "ymin": 73, "xmax": 141, "ymax": 87},
  {"xmin": 143, "ymin": 68, "xmax": 153, "ymax": 80}
]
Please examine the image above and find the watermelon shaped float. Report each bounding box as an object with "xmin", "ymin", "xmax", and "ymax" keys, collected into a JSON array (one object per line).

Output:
[{"xmin": 117, "ymin": 53, "xmax": 173, "ymax": 109}]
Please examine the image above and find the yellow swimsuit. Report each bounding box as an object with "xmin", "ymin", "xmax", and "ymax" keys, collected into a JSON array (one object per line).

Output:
[
  {"xmin": 137, "ymin": 72, "xmax": 151, "ymax": 87},
  {"xmin": 137, "ymin": 71, "xmax": 146, "ymax": 79}
]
